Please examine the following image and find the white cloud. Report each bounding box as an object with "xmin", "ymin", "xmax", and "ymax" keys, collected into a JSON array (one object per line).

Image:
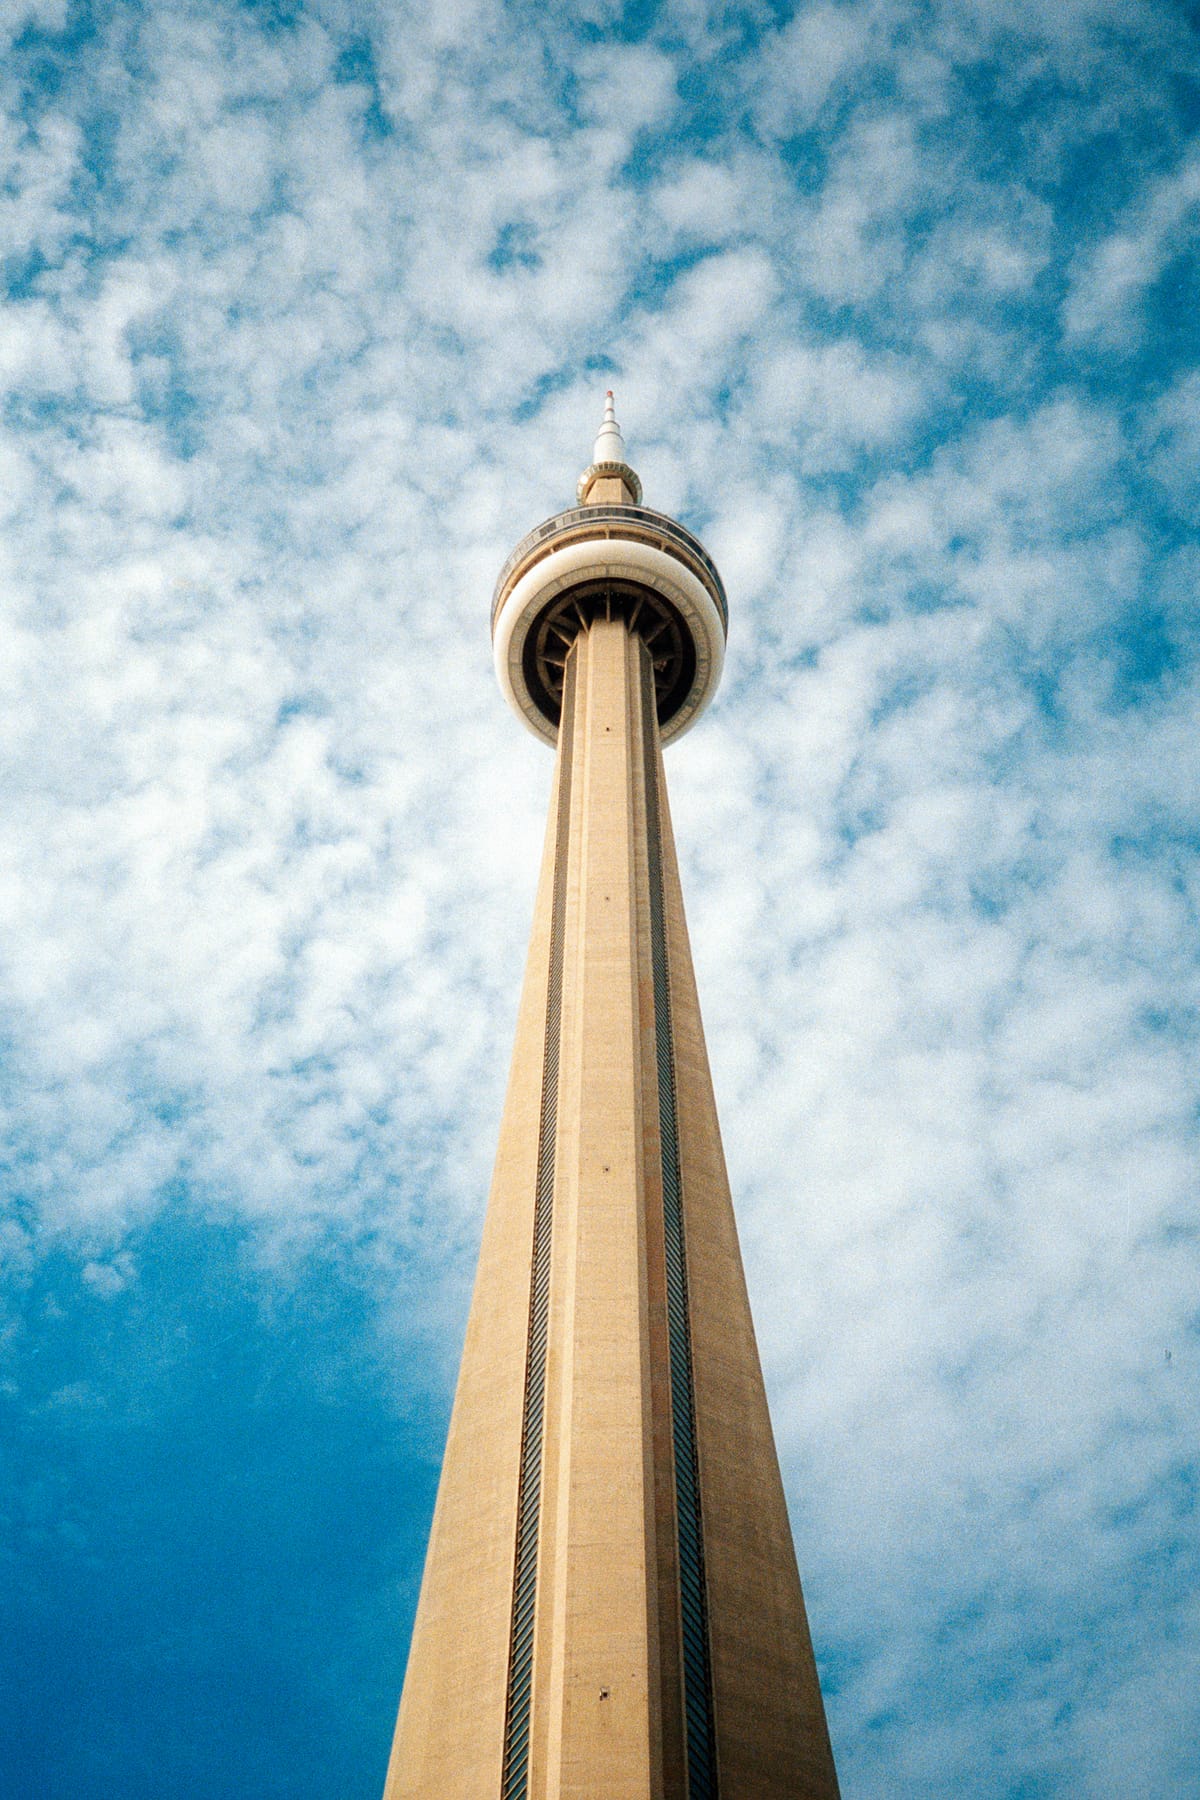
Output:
[
  {"xmin": 751, "ymin": 337, "xmax": 925, "ymax": 466},
  {"xmin": 650, "ymin": 156, "xmax": 745, "ymax": 244},
  {"xmin": 0, "ymin": 0, "xmax": 67, "ymax": 47},
  {"xmin": 1064, "ymin": 148, "xmax": 1200, "ymax": 345},
  {"xmin": 80, "ymin": 1250, "xmax": 137, "ymax": 1298},
  {"xmin": 574, "ymin": 41, "xmax": 678, "ymax": 132},
  {"xmin": 1143, "ymin": 367, "xmax": 1200, "ymax": 506},
  {"xmin": 754, "ymin": 0, "xmax": 875, "ymax": 132}
]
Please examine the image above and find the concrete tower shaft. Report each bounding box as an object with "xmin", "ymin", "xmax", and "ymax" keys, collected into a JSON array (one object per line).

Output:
[{"xmin": 382, "ymin": 404, "xmax": 840, "ymax": 1800}]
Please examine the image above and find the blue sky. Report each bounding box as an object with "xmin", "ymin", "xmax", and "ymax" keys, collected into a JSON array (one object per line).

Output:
[{"xmin": 1, "ymin": 1, "xmax": 1198, "ymax": 1795}]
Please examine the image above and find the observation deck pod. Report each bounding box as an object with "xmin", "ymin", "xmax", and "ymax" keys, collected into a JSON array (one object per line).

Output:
[{"xmin": 491, "ymin": 502, "xmax": 729, "ymax": 749}]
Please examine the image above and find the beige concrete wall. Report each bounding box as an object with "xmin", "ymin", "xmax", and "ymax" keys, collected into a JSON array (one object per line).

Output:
[
  {"xmin": 583, "ymin": 474, "xmax": 635, "ymax": 504},
  {"xmin": 531, "ymin": 619, "xmax": 659, "ymax": 1800}
]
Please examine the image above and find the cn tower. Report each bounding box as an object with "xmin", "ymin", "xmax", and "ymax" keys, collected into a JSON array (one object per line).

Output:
[{"xmin": 382, "ymin": 397, "xmax": 840, "ymax": 1800}]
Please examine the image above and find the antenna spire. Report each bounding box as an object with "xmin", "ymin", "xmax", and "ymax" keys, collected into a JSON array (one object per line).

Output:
[
  {"xmin": 592, "ymin": 390, "xmax": 625, "ymax": 465},
  {"xmin": 578, "ymin": 388, "xmax": 642, "ymax": 506}
]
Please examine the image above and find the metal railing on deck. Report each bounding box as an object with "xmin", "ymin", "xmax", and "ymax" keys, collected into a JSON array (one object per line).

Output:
[{"xmin": 491, "ymin": 504, "xmax": 728, "ymax": 633}]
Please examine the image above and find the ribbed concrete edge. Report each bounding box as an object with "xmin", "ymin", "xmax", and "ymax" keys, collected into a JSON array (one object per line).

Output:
[
  {"xmin": 381, "ymin": 746, "xmax": 566, "ymax": 1800},
  {"xmin": 654, "ymin": 741, "xmax": 843, "ymax": 1799}
]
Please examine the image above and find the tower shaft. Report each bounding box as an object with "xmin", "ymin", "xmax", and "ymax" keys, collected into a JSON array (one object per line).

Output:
[{"xmin": 384, "ymin": 614, "xmax": 839, "ymax": 1799}]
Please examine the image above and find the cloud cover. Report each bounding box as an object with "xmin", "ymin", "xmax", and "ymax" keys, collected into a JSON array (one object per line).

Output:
[{"xmin": 1, "ymin": 1, "xmax": 1198, "ymax": 1795}]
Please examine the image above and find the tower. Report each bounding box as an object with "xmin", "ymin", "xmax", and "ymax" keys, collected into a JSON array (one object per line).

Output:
[{"xmin": 383, "ymin": 398, "xmax": 840, "ymax": 1800}]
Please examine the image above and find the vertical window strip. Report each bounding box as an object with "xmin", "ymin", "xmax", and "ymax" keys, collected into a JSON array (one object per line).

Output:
[
  {"xmin": 641, "ymin": 655, "xmax": 718, "ymax": 1800},
  {"xmin": 501, "ymin": 654, "xmax": 578, "ymax": 1800}
]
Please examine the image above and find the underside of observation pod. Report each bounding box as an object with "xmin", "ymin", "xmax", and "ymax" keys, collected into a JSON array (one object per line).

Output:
[{"xmin": 492, "ymin": 398, "xmax": 728, "ymax": 749}]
